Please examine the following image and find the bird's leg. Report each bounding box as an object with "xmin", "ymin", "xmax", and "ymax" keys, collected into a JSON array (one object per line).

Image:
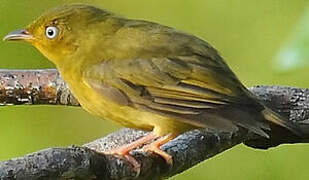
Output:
[
  {"xmin": 103, "ymin": 132, "xmax": 176, "ymax": 172},
  {"xmin": 104, "ymin": 132, "xmax": 158, "ymax": 171},
  {"xmin": 141, "ymin": 133, "xmax": 176, "ymax": 165}
]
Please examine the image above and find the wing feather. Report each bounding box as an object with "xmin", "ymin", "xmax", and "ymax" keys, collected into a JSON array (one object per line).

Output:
[{"xmin": 83, "ymin": 55, "xmax": 256, "ymax": 131}]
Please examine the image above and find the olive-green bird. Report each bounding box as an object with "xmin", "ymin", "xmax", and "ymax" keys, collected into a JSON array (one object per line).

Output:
[{"xmin": 3, "ymin": 4, "xmax": 301, "ymax": 167}]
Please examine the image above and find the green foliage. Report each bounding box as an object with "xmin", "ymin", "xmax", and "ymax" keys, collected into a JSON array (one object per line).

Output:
[{"xmin": 1, "ymin": 1, "xmax": 309, "ymax": 179}]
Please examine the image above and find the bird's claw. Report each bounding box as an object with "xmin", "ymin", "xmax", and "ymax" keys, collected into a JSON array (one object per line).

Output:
[
  {"xmin": 142, "ymin": 144, "xmax": 173, "ymax": 166},
  {"xmin": 102, "ymin": 151, "xmax": 141, "ymax": 177}
]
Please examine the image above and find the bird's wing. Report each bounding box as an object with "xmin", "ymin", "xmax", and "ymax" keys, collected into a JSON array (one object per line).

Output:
[{"xmin": 82, "ymin": 54, "xmax": 269, "ymax": 134}]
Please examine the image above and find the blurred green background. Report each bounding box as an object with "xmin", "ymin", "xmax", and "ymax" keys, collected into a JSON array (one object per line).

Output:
[{"xmin": 1, "ymin": 0, "xmax": 309, "ymax": 179}]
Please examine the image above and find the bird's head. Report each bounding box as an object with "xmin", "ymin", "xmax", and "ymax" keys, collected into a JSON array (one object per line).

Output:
[{"xmin": 3, "ymin": 4, "xmax": 114, "ymax": 66}]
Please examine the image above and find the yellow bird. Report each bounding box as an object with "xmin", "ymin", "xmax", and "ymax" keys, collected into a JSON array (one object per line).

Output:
[{"xmin": 3, "ymin": 4, "xmax": 301, "ymax": 168}]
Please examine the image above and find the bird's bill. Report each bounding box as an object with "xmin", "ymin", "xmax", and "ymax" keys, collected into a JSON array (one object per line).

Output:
[{"xmin": 3, "ymin": 29, "xmax": 33, "ymax": 41}]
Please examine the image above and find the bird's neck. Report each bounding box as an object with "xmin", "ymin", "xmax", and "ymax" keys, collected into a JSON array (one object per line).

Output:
[{"xmin": 55, "ymin": 58, "xmax": 84, "ymax": 84}]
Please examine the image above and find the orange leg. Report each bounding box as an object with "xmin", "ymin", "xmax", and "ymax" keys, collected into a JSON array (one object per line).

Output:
[
  {"xmin": 142, "ymin": 133, "xmax": 176, "ymax": 165},
  {"xmin": 104, "ymin": 132, "xmax": 158, "ymax": 171}
]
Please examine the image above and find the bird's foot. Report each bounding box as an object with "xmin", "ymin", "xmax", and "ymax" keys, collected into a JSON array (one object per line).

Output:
[
  {"xmin": 104, "ymin": 149, "xmax": 141, "ymax": 174},
  {"xmin": 141, "ymin": 133, "xmax": 176, "ymax": 166},
  {"xmin": 102, "ymin": 132, "xmax": 158, "ymax": 175}
]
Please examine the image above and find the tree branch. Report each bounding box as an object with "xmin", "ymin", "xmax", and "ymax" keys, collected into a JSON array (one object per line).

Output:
[{"xmin": 0, "ymin": 69, "xmax": 308, "ymax": 180}]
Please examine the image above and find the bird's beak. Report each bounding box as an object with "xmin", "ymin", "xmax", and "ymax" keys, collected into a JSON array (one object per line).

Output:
[{"xmin": 3, "ymin": 29, "xmax": 34, "ymax": 42}]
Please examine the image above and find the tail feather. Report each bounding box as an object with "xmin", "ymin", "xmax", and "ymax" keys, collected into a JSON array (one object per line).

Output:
[
  {"xmin": 262, "ymin": 107, "xmax": 302, "ymax": 137},
  {"xmin": 245, "ymin": 107, "xmax": 304, "ymax": 149},
  {"xmin": 246, "ymin": 125, "xmax": 270, "ymax": 138},
  {"xmin": 223, "ymin": 103, "xmax": 302, "ymax": 138}
]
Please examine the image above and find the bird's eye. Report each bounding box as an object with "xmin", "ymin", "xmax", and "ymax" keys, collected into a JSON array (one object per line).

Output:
[{"xmin": 45, "ymin": 26, "xmax": 59, "ymax": 39}]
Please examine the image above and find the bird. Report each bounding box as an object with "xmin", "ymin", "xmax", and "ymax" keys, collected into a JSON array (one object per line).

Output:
[{"xmin": 3, "ymin": 3, "xmax": 301, "ymax": 169}]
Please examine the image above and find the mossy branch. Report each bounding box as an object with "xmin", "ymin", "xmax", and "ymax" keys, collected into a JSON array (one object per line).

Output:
[{"xmin": 0, "ymin": 69, "xmax": 308, "ymax": 180}]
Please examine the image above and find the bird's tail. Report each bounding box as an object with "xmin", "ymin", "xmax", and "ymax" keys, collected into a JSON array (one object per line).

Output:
[
  {"xmin": 244, "ymin": 106, "xmax": 305, "ymax": 149},
  {"xmin": 261, "ymin": 107, "xmax": 302, "ymax": 137}
]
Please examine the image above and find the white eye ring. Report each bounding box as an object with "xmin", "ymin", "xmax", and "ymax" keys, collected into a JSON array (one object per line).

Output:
[{"xmin": 45, "ymin": 26, "xmax": 59, "ymax": 39}]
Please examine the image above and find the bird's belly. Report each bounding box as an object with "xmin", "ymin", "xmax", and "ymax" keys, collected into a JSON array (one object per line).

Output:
[
  {"xmin": 67, "ymin": 80, "xmax": 156, "ymax": 130},
  {"xmin": 81, "ymin": 98, "xmax": 156, "ymax": 131}
]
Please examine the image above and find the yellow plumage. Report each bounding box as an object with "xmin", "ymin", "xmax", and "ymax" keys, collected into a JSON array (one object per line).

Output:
[{"xmin": 4, "ymin": 4, "xmax": 301, "ymax": 166}]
